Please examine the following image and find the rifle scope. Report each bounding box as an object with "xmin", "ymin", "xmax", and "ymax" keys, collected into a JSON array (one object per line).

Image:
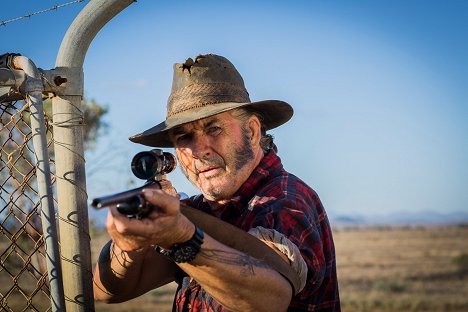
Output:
[{"xmin": 131, "ymin": 149, "xmax": 177, "ymax": 180}]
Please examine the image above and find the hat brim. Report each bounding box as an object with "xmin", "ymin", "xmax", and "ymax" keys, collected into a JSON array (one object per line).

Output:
[{"xmin": 129, "ymin": 100, "xmax": 293, "ymax": 147}]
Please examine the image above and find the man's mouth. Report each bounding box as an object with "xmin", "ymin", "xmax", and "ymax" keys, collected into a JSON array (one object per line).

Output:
[
  {"xmin": 199, "ymin": 166, "xmax": 219, "ymax": 174},
  {"xmin": 197, "ymin": 166, "xmax": 223, "ymax": 178},
  {"xmin": 194, "ymin": 159, "xmax": 224, "ymax": 177}
]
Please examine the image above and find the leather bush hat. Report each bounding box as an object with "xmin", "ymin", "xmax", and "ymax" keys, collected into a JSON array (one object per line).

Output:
[{"xmin": 129, "ymin": 54, "xmax": 293, "ymax": 147}]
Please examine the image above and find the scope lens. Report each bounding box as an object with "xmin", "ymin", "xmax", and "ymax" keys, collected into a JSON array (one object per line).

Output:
[
  {"xmin": 131, "ymin": 150, "xmax": 177, "ymax": 180},
  {"xmin": 131, "ymin": 153, "xmax": 158, "ymax": 180}
]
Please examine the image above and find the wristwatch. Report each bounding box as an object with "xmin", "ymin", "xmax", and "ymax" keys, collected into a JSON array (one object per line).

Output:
[{"xmin": 157, "ymin": 226, "xmax": 204, "ymax": 263}]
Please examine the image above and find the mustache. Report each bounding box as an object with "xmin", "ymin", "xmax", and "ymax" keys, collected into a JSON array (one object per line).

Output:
[{"xmin": 193, "ymin": 158, "xmax": 225, "ymax": 175}]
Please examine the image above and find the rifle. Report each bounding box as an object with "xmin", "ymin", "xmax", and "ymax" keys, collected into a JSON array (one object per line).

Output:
[{"xmin": 91, "ymin": 149, "xmax": 177, "ymax": 219}]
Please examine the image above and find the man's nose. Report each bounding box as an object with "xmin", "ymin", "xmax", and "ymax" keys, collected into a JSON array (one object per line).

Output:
[{"xmin": 191, "ymin": 135, "xmax": 211, "ymax": 159}]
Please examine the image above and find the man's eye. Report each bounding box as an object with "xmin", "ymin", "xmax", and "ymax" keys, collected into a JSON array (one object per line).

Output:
[
  {"xmin": 176, "ymin": 134, "xmax": 191, "ymax": 144},
  {"xmin": 207, "ymin": 126, "xmax": 222, "ymax": 136}
]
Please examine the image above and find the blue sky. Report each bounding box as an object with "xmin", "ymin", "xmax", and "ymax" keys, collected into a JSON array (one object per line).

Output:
[{"xmin": 2, "ymin": 0, "xmax": 467, "ymax": 222}]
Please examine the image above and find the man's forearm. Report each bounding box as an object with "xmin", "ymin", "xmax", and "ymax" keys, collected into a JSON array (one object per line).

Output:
[
  {"xmin": 93, "ymin": 240, "xmax": 150, "ymax": 302},
  {"xmin": 179, "ymin": 234, "xmax": 292, "ymax": 312}
]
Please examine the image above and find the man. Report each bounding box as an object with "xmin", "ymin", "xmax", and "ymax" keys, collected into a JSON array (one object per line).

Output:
[{"xmin": 93, "ymin": 54, "xmax": 340, "ymax": 311}]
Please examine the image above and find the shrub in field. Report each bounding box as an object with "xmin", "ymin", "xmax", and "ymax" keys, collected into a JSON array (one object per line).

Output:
[
  {"xmin": 373, "ymin": 277, "xmax": 407, "ymax": 293},
  {"xmin": 452, "ymin": 253, "xmax": 468, "ymax": 274}
]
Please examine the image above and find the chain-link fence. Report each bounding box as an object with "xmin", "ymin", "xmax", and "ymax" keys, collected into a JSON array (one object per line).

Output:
[{"xmin": 1, "ymin": 99, "xmax": 54, "ymax": 311}]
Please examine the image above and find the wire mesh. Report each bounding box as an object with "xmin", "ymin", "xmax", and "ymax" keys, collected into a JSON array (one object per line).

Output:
[{"xmin": 1, "ymin": 99, "xmax": 54, "ymax": 311}]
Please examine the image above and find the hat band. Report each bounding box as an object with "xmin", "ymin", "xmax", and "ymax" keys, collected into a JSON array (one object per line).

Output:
[{"xmin": 167, "ymin": 82, "xmax": 250, "ymax": 118}]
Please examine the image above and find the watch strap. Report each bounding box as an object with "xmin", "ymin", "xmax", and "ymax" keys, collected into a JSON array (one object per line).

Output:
[{"xmin": 157, "ymin": 226, "xmax": 204, "ymax": 263}]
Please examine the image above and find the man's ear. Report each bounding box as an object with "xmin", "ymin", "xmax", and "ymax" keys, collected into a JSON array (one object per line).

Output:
[{"xmin": 248, "ymin": 115, "xmax": 262, "ymax": 146}]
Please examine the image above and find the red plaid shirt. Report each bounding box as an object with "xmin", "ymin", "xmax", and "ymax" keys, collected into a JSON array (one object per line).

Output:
[{"xmin": 174, "ymin": 151, "xmax": 340, "ymax": 311}]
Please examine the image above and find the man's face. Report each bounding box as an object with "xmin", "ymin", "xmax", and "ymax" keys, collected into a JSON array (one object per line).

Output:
[{"xmin": 169, "ymin": 111, "xmax": 260, "ymax": 202}]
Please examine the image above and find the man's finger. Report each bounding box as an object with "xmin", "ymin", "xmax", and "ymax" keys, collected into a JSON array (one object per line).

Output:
[
  {"xmin": 109, "ymin": 205, "xmax": 160, "ymax": 239},
  {"xmin": 142, "ymin": 188, "xmax": 180, "ymax": 215},
  {"xmin": 105, "ymin": 212, "xmax": 113, "ymax": 234}
]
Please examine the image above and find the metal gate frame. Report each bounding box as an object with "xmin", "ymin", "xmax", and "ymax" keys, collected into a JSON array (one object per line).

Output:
[
  {"xmin": 2, "ymin": 1, "xmax": 136, "ymax": 311},
  {"xmin": 51, "ymin": 1, "xmax": 135, "ymax": 310}
]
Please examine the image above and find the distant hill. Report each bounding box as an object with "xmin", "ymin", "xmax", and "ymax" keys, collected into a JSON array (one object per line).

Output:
[{"xmin": 329, "ymin": 210, "xmax": 468, "ymax": 227}]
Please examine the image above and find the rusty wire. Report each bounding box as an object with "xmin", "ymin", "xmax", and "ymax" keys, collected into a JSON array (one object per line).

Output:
[{"xmin": 1, "ymin": 100, "xmax": 55, "ymax": 311}]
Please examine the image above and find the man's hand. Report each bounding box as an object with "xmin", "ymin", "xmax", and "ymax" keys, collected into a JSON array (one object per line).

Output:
[
  {"xmin": 106, "ymin": 189, "xmax": 195, "ymax": 252},
  {"xmin": 158, "ymin": 179, "xmax": 180, "ymax": 198}
]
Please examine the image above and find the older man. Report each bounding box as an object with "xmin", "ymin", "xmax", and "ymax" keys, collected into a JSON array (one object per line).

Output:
[{"xmin": 93, "ymin": 54, "xmax": 340, "ymax": 311}]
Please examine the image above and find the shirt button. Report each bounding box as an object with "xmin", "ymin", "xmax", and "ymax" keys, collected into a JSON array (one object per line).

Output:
[{"xmin": 187, "ymin": 304, "xmax": 192, "ymax": 309}]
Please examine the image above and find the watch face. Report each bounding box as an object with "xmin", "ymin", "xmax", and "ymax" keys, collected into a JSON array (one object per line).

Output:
[{"xmin": 173, "ymin": 245, "xmax": 197, "ymax": 263}]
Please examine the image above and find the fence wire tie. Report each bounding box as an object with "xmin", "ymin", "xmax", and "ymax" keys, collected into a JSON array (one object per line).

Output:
[
  {"xmin": 40, "ymin": 71, "xmax": 55, "ymax": 92},
  {"xmin": 51, "ymin": 139, "xmax": 86, "ymax": 162},
  {"xmin": 51, "ymin": 117, "xmax": 85, "ymax": 128}
]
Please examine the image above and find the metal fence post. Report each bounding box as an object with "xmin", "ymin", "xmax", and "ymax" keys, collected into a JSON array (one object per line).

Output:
[
  {"xmin": 12, "ymin": 56, "xmax": 66, "ymax": 312},
  {"xmin": 51, "ymin": 0, "xmax": 136, "ymax": 310}
]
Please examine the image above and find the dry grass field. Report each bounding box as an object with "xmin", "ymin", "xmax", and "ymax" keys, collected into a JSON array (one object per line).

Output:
[
  {"xmin": 2, "ymin": 225, "xmax": 468, "ymax": 311},
  {"xmin": 334, "ymin": 225, "xmax": 468, "ymax": 312}
]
